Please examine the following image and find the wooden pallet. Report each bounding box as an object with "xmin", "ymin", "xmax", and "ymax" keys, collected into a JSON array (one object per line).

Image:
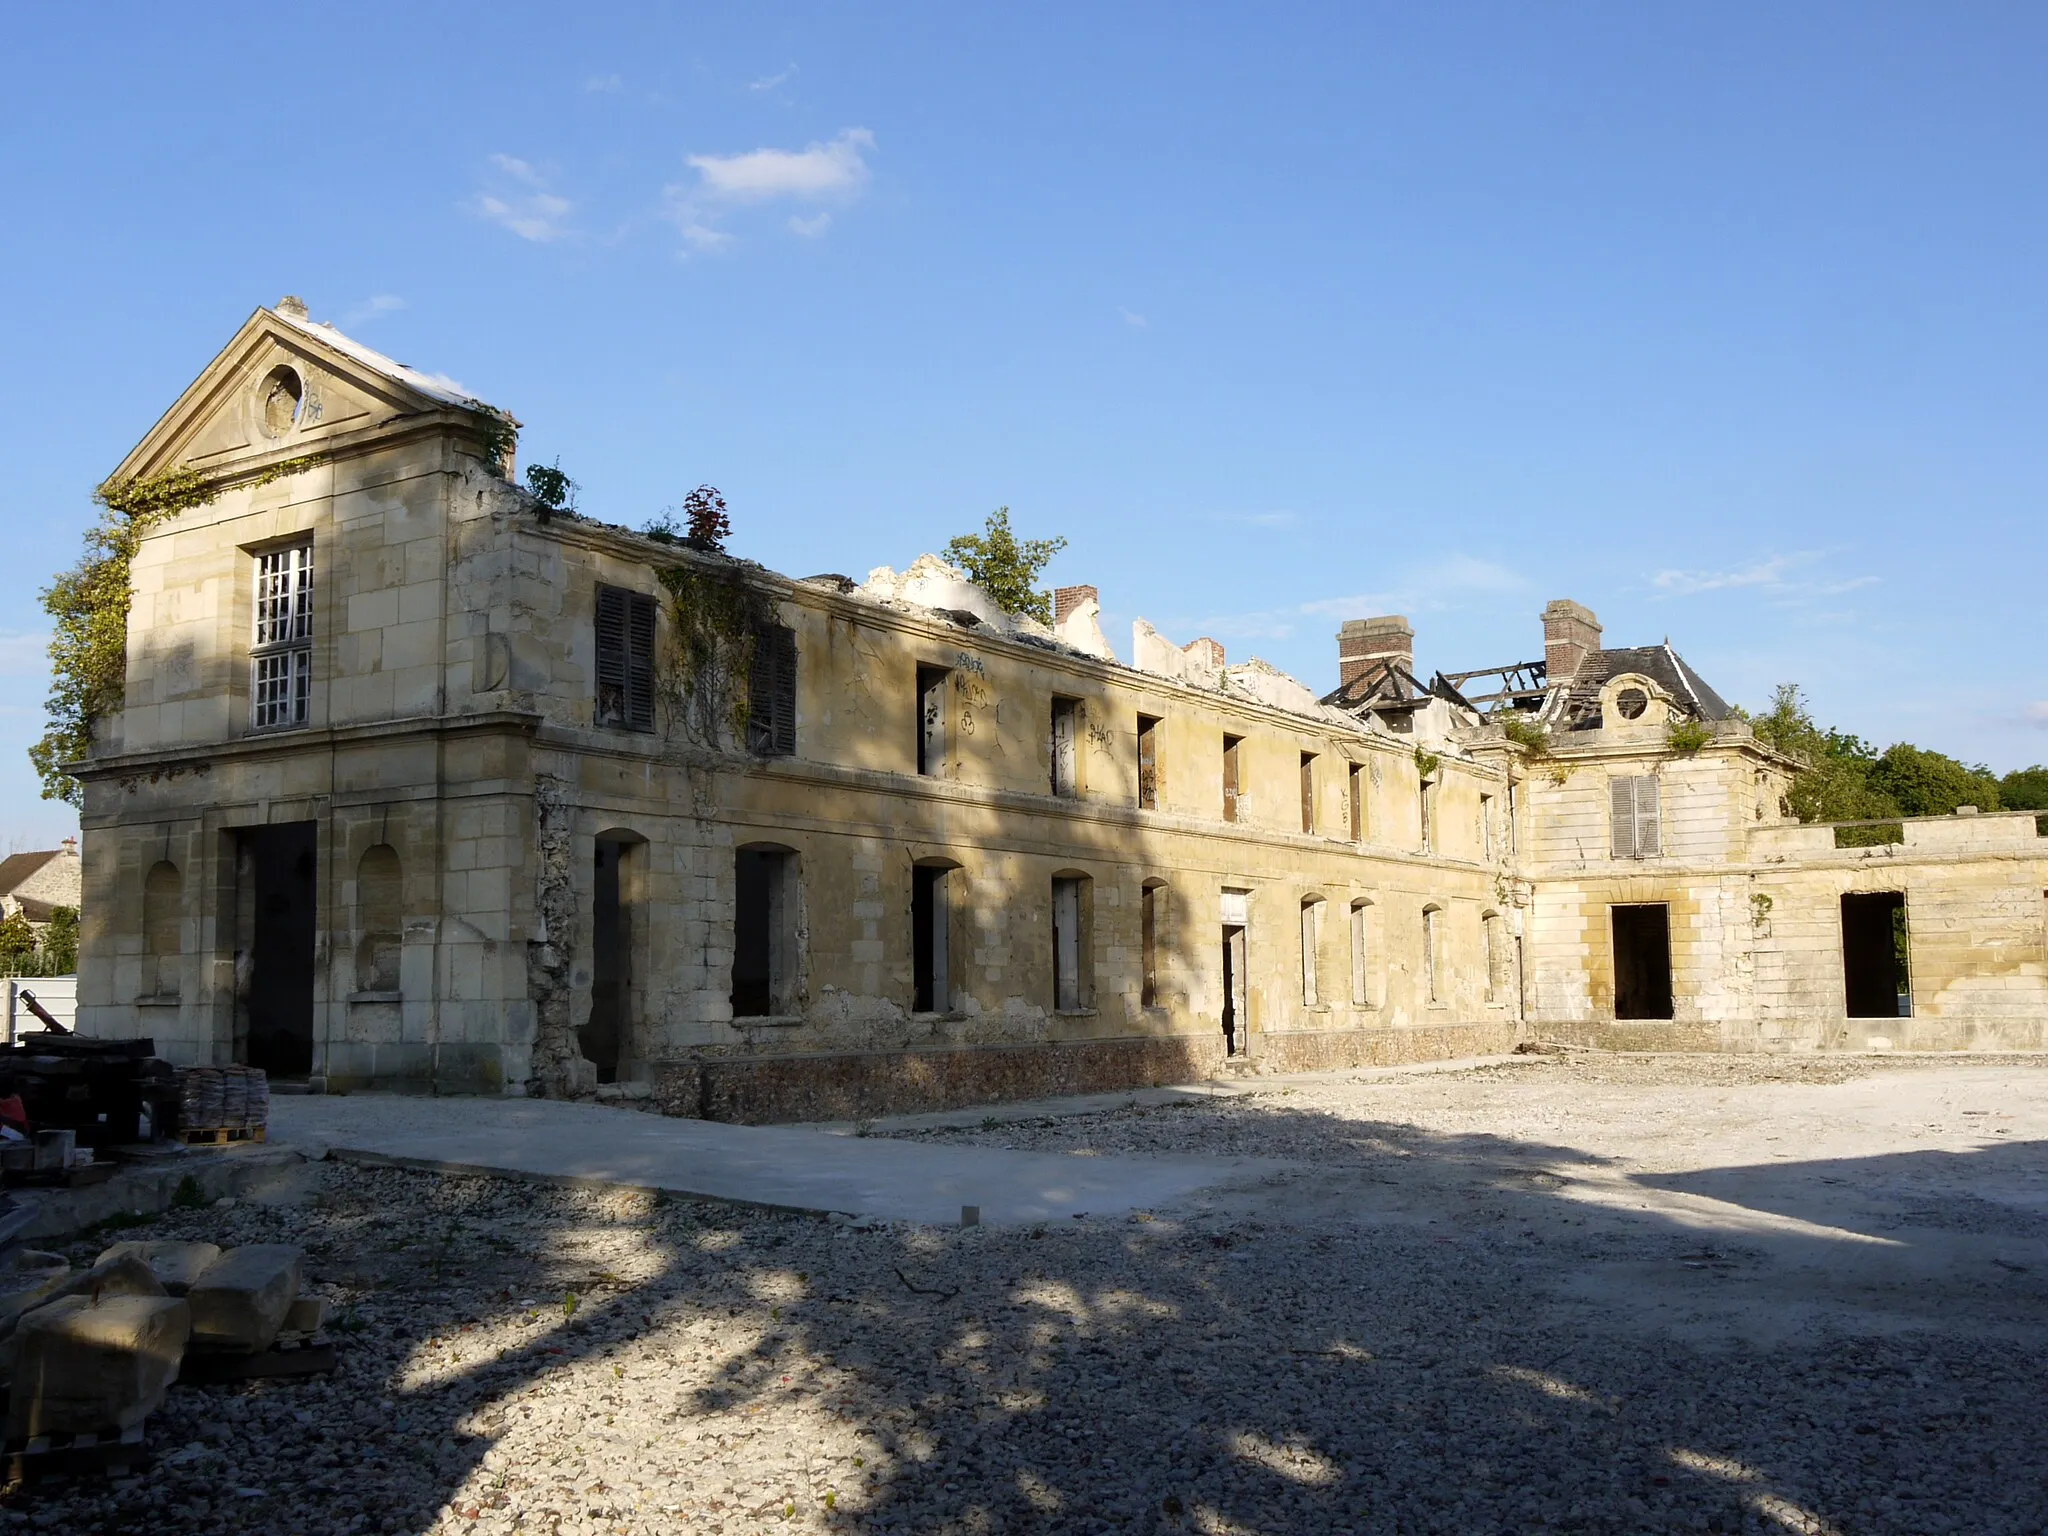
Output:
[
  {"xmin": 180, "ymin": 1335, "xmax": 336, "ymax": 1384},
  {"xmin": 177, "ymin": 1124, "xmax": 267, "ymax": 1146},
  {"xmin": 3, "ymin": 1424, "xmax": 149, "ymax": 1485}
]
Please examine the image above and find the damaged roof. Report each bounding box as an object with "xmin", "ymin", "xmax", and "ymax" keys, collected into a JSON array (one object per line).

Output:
[{"xmin": 1557, "ymin": 643, "xmax": 1732, "ymax": 728}]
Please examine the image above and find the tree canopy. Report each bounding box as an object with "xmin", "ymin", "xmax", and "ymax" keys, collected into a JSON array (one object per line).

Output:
[
  {"xmin": 1750, "ymin": 683, "xmax": 2015, "ymax": 823},
  {"xmin": 944, "ymin": 508, "xmax": 1066, "ymax": 625}
]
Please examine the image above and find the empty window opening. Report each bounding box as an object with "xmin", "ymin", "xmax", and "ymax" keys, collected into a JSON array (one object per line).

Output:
[
  {"xmin": 1300, "ymin": 898, "xmax": 1324, "ymax": 1006},
  {"xmin": 1137, "ymin": 715, "xmax": 1161, "ymax": 810},
  {"xmin": 1300, "ymin": 753, "xmax": 1317, "ymax": 835},
  {"xmin": 1222, "ymin": 735, "xmax": 1243, "ymax": 823},
  {"xmin": 911, "ymin": 863, "xmax": 951, "ymax": 1012},
  {"xmin": 1221, "ymin": 922, "xmax": 1248, "ymax": 1057},
  {"xmin": 1422, "ymin": 904, "xmax": 1443, "ymax": 1004},
  {"xmin": 1349, "ymin": 899, "xmax": 1372, "ymax": 1006},
  {"xmin": 143, "ymin": 859, "xmax": 182, "ymax": 1000},
  {"xmin": 1418, "ymin": 776, "xmax": 1435, "ymax": 854},
  {"xmin": 733, "ymin": 846, "xmax": 799, "ymax": 1017},
  {"xmin": 1611, "ymin": 903, "xmax": 1674, "ymax": 1020},
  {"xmin": 1841, "ymin": 892, "xmax": 1911, "ymax": 1019},
  {"xmin": 235, "ymin": 822, "xmax": 316, "ymax": 1079},
  {"xmin": 1349, "ymin": 764, "xmax": 1365, "ymax": 843},
  {"xmin": 251, "ymin": 542, "xmax": 314, "ymax": 730},
  {"xmin": 1610, "ymin": 775, "xmax": 1663, "ymax": 860},
  {"xmin": 1051, "ymin": 697, "xmax": 1080, "ymax": 797},
  {"xmin": 916, "ymin": 666, "xmax": 949, "ymax": 776},
  {"xmin": 595, "ymin": 586, "xmax": 657, "ymax": 732},
  {"xmin": 582, "ymin": 836, "xmax": 639, "ymax": 1084},
  {"xmin": 1052, "ymin": 875, "xmax": 1089, "ymax": 1011},
  {"xmin": 1480, "ymin": 794, "xmax": 1496, "ymax": 860},
  {"xmin": 354, "ymin": 843, "xmax": 402, "ymax": 994},
  {"xmin": 1505, "ymin": 780, "xmax": 1519, "ymax": 854},
  {"xmin": 1141, "ymin": 881, "xmax": 1163, "ymax": 1008},
  {"xmin": 746, "ymin": 624, "xmax": 797, "ymax": 756}
]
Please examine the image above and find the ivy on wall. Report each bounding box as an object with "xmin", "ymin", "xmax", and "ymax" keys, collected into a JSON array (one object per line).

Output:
[
  {"xmin": 655, "ymin": 560, "xmax": 775, "ymax": 748},
  {"xmin": 29, "ymin": 457, "xmax": 325, "ymax": 806}
]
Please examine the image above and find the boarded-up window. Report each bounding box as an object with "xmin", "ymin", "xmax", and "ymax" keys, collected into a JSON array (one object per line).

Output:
[
  {"xmin": 355, "ymin": 844, "xmax": 402, "ymax": 993},
  {"xmin": 917, "ymin": 666, "xmax": 948, "ymax": 776},
  {"xmin": 1222, "ymin": 735, "xmax": 1243, "ymax": 823},
  {"xmin": 1137, "ymin": 715, "xmax": 1160, "ymax": 810},
  {"xmin": 1349, "ymin": 764, "xmax": 1365, "ymax": 843},
  {"xmin": 1141, "ymin": 881, "xmax": 1162, "ymax": 1007},
  {"xmin": 1051, "ymin": 698, "xmax": 1080, "ymax": 797},
  {"xmin": 1422, "ymin": 904, "xmax": 1443, "ymax": 1003},
  {"xmin": 1350, "ymin": 899, "xmax": 1372, "ymax": 1005},
  {"xmin": 1300, "ymin": 898, "xmax": 1323, "ymax": 1005},
  {"xmin": 1609, "ymin": 775, "xmax": 1662, "ymax": 860},
  {"xmin": 746, "ymin": 624, "xmax": 797, "ymax": 756},
  {"xmin": 1052, "ymin": 876, "xmax": 1087, "ymax": 1011},
  {"xmin": 1300, "ymin": 753, "xmax": 1317, "ymax": 834},
  {"xmin": 595, "ymin": 585, "xmax": 657, "ymax": 732}
]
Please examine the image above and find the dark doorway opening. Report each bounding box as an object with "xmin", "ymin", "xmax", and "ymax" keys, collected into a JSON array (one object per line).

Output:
[
  {"xmin": 1842, "ymin": 892, "xmax": 1911, "ymax": 1018},
  {"xmin": 582, "ymin": 838, "xmax": 632, "ymax": 1084},
  {"xmin": 911, "ymin": 864, "xmax": 949, "ymax": 1013},
  {"xmin": 1611, "ymin": 903, "xmax": 1674, "ymax": 1020},
  {"xmin": 241, "ymin": 822, "xmax": 317, "ymax": 1078},
  {"xmin": 1221, "ymin": 924, "xmax": 1248, "ymax": 1056},
  {"xmin": 732, "ymin": 847, "xmax": 794, "ymax": 1018}
]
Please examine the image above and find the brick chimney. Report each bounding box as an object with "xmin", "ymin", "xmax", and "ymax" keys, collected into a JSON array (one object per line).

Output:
[
  {"xmin": 1336, "ymin": 616, "xmax": 1414, "ymax": 690},
  {"xmin": 1054, "ymin": 585, "xmax": 1099, "ymax": 627},
  {"xmin": 1542, "ymin": 599, "xmax": 1602, "ymax": 683}
]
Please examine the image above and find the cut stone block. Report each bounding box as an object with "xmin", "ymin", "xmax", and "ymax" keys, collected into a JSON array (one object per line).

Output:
[
  {"xmin": 95, "ymin": 1240, "xmax": 223, "ymax": 1297},
  {"xmin": 186, "ymin": 1244, "xmax": 303, "ymax": 1353},
  {"xmin": 87, "ymin": 1252, "xmax": 166, "ymax": 1300},
  {"xmin": 8, "ymin": 1294, "xmax": 191, "ymax": 1437},
  {"xmin": 282, "ymin": 1294, "xmax": 330, "ymax": 1334}
]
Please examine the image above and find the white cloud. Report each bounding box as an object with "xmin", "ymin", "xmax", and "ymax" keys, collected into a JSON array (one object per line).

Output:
[
  {"xmin": 749, "ymin": 65, "xmax": 797, "ymax": 92},
  {"xmin": 342, "ymin": 294, "xmax": 405, "ymax": 326},
  {"xmin": 1119, "ymin": 306, "xmax": 1148, "ymax": 328},
  {"xmin": 1651, "ymin": 550, "xmax": 1879, "ymax": 606},
  {"xmin": 787, "ymin": 212, "xmax": 833, "ymax": 238},
  {"xmin": 0, "ymin": 632, "xmax": 48, "ymax": 679},
  {"xmin": 466, "ymin": 155, "xmax": 574, "ymax": 242},
  {"xmin": 584, "ymin": 73, "xmax": 623, "ymax": 94},
  {"xmin": 678, "ymin": 222, "xmax": 733, "ymax": 253},
  {"xmin": 686, "ymin": 128, "xmax": 874, "ymax": 203}
]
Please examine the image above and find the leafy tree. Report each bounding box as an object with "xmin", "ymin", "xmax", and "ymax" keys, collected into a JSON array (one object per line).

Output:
[
  {"xmin": 1999, "ymin": 765, "xmax": 2048, "ymax": 811},
  {"xmin": 943, "ymin": 508, "xmax": 1067, "ymax": 625},
  {"xmin": 1747, "ymin": 684, "xmax": 1899, "ymax": 823},
  {"xmin": 1866, "ymin": 743, "xmax": 2001, "ymax": 817},
  {"xmin": 0, "ymin": 913, "xmax": 35, "ymax": 967},
  {"xmin": 40, "ymin": 906, "xmax": 78, "ymax": 974}
]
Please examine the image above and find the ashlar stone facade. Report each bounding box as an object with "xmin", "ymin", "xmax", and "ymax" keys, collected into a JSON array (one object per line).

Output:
[{"xmin": 67, "ymin": 302, "xmax": 2048, "ymax": 1118}]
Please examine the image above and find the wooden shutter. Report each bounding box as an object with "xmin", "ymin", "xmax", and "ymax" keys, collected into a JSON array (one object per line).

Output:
[
  {"xmin": 626, "ymin": 593, "xmax": 656, "ymax": 731},
  {"xmin": 1610, "ymin": 776, "xmax": 1638, "ymax": 860},
  {"xmin": 595, "ymin": 585, "xmax": 628, "ymax": 727},
  {"xmin": 1633, "ymin": 776, "xmax": 1661, "ymax": 857},
  {"xmin": 747, "ymin": 624, "xmax": 797, "ymax": 756}
]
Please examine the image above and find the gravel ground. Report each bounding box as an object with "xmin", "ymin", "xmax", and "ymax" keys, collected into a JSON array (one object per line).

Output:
[{"xmin": 10, "ymin": 1053, "xmax": 2048, "ymax": 1535}]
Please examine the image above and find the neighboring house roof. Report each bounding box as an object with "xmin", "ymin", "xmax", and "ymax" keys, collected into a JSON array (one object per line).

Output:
[
  {"xmin": 0, "ymin": 849, "xmax": 81, "ymax": 915},
  {"xmin": 1557, "ymin": 644, "xmax": 1732, "ymax": 729}
]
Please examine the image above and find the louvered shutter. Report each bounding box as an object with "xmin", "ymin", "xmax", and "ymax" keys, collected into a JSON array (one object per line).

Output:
[
  {"xmin": 1610, "ymin": 776, "xmax": 1638, "ymax": 860},
  {"xmin": 1634, "ymin": 776, "xmax": 1661, "ymax": 857},
  {"xmin": 626, "ymin": 592, "xmax": 656, "ymax": 731},
  {"xmin": 595, "ymin": 586, "xmax": 628, "ymax": 727},
  {"xmin": 746, "ymin": 625, "xmax": 797, "ymax": 755}
]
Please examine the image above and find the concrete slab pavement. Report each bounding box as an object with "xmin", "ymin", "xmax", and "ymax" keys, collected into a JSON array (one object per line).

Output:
[{"xmin": 267, "ymin": 1093, "xmax": 1271, "ymax": 1227}]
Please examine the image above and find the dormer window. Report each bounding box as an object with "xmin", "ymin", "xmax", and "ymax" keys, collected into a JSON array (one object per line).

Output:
[{"xmin": 251, "ymin": 542, "xmax": 314, "ymax": 729}]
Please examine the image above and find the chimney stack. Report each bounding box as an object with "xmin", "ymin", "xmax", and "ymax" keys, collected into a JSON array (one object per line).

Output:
[
  {"xmin": 1337, "ymin": 616, "xmax": 1414, "ymax": 690},
  {"xmin": 1542, "ymin": 599, "xmax": 1602, "ymax": 683},
  {"xmin": 1053, "ymin": 585, "xmax": 1099, "ymax": 627}
]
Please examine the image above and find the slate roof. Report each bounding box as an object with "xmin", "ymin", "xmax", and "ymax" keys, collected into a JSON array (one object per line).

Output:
[
  {"xmin": 1557, "ymin": 643, "xmax": 1731, "ymax": 729},
  {"xmin": 0, "ymin": 851, "xmax": 62, "ymax": 897}
]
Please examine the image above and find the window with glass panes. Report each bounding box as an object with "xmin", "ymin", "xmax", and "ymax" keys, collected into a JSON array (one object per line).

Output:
[{"xmin": 251, "ymin": 543, "xmax": 314, "ymax": 729}]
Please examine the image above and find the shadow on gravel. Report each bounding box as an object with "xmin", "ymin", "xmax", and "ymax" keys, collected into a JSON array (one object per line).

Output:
[{"xmin": 15, "ymin": 1107, "xmax": 2048, "ymax": 1536}]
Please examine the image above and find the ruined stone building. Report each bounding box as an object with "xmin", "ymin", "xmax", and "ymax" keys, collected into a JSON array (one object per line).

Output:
[{"xmin": 67, "ymin": 301, "xmax": 2048, "ymax": 1116}]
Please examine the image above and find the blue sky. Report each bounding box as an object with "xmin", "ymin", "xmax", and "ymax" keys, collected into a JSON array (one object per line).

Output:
[{"xmin": 3, "ymin": 4, "xmax": 2045, "ymax": 849}]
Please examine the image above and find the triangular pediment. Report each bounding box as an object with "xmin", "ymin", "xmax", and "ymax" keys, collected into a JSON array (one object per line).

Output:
[{"xmin": 109, "ymin": 303, "xmax": 500, "ymax": 487}]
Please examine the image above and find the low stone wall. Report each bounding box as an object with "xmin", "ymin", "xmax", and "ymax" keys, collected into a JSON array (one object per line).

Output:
[
  {"xmin": 1531, "ymin": 1016, "xmax": 2048, "ymax": 1053},
  {"xmin": 651, "ymin": 1021, "xmax": 1521, "ymax": 1124}
]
